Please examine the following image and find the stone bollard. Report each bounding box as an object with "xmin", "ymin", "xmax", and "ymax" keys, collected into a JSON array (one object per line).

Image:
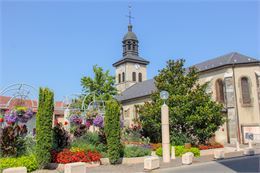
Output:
[
  {"xmin": 64, "ymin": 162, "xmax": 86, "ymax": 173},
  {"xmin": 3, "ymin": 167, "xmax": 27, "ymax": 173},
  {"xmin": 144, "ymin": 156, "xmax": 160, "ymax": 170},
  {"xmin": 236, "ymin": 141, "xmax": 240, "ymax": 151},
  {"xmin": 182, "ymin": 152, "xmax": 194, "ymax": 165},
  {"xmin": 171, "ymin": 146, "xmax": 176, "ymax": 159},
  {"xmin": 243, "ymin": 148, "xmax": 255, "ymax": 156},
  {"xmin": 248, "ymin": 140, "xmax": 253, "ymax": 149},
  {"xmin": 214, "ymin": 149, "xmax": 225, "ymax": 160}
]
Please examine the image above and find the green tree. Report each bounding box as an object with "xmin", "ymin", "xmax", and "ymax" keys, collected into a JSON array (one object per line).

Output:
[
  {"xmin": 139, "ymin": 59, "xmax": 225, "ymax": 145},
  {"xmin": 36, "ymin": 88, "xmax": 54, "ymax": 167},
  {"xmin": 104, "ymin": 100, "xmax": 121, "ymax": 164},
  {"xmin": 78, "ymin": 65, "xmax": 117, "ymax": 107}
]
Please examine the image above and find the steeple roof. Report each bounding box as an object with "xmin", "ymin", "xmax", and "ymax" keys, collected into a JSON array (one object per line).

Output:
[{"xmin": 113, "ymin": 24, "xmax": 150, "ymax": 67}]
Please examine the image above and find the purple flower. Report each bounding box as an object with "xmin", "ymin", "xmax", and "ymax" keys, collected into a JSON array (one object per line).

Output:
[
  {"xmin": 5, "ymin": 114, "xmax": 17, "ymax": 124},
  {"xmin": 93, "ymin": 115, "xmax": 104, "ymax": 128},
  {"xmin": 85, "ymin": 120, "xmax": 91, "ymax": 128},
  {"xmin": 70, "ymin": 115, "xmax": 82, "ymax": 125}
]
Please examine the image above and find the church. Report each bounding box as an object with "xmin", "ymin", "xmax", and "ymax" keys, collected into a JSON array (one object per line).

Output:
[{"xmin": 113, "ymin": 22, "xmax": 260, "ymax": 145}]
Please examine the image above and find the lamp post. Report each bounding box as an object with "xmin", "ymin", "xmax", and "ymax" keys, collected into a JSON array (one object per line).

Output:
[{"xmin": 160, "ymin": 91, "xmax": 170, "ymax": 163}]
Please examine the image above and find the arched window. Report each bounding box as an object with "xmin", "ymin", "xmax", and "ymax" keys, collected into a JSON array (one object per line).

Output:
[
  {"xmin": 132, "ymin": 72, "xmax": 136, "ymax": 81},
  {"xmin": 138, "ymin": 73, "xmax": 142, "ymax": 82},
  {"xmin": 122, "ymin": 72, "xmax": 125, "ymax": 82},
  {"xmin": 118, "ymin": 74, "xmax": 121, "ymax": 83},
  {"xmin": 241, "ymin": 77, "xmax": 251, "ymax": 104},
  {"xmin": 215, "ymin": 79, "xmax": 224, "ymax": 103},
  {"xmin": 128, "ymin": 41, "xmax": 131, "ymax": 50}
]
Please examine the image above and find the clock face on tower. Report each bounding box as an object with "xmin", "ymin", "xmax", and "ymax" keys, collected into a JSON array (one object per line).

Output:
[{"xmin": 135, "ymin": 64, "xmax": 140, "ymax": 70}]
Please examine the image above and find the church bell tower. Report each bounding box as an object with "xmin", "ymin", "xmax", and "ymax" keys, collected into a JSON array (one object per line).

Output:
[{"xmin": 113, "ymin": 5, "xmax": 149, "ymax": 93}]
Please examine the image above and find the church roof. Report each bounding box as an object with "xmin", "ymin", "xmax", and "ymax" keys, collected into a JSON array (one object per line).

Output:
[
  {"xmin": 115, "ymin": 79, "xmax": 156, "ymax": 102},
  {"xmin": 113, "ymin": 54, "xmax": 150, "ymax": 67},
  {"xmin": 116, "ymin": 52, "xmax": 259, "ymax": 102},
  {"xmin": 123, "ymin": 30, "xmax": 138, "ymax": 40},
  {"xmin": 193, "ymin": 52, "xmax": 259, "ymax": 72}
]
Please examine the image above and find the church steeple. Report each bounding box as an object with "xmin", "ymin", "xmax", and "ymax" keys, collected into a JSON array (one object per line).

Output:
[
  {"xmin": 122, "ymin": 4, "xmax": 139, "ymax": 56},
  {"xmin": 113, "ymin": 4, "xmax": 149, "ymax": 93}
]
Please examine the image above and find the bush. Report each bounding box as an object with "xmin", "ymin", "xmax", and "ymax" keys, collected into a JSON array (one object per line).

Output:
[
  {"xmin": 124, "ymin": 146, "xmax": 151, "ymax": 158},
  {"xmin": 36, "ymin": 88, "xmax": 54, "ymax": 167},
  {"xmin": 0, "ymin": 155, "xmax": 38, "ymax": 172},
  {"xmin": 156, "ymin": 145, "xmax": 200, "ymax": 157},
  {"xmin": 24, "ymin": 135, "xmax": 36, "ymax": 156},
  {"xmin": 53, "ymin": 123, "xmax": 70, "ymax": 151},
  {"xmin": 0, "ymin": 125, "xmax": 26, "ymax": 157},
  {"xmin": 104, "ymin": 100, "xmax": 121, "ymax": 164}
]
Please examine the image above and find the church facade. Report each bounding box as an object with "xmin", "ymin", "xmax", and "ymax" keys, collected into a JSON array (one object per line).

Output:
[{"xmin": 113, "ymin": 23, "xmax": 260, "ymax": 144}]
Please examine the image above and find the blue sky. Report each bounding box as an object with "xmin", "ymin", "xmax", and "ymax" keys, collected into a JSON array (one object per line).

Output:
[{"xmin": 1, "ymin": 0, "xmax": 259, "ymax": 100}]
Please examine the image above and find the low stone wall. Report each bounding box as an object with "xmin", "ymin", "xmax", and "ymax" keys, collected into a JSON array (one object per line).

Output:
[{"xmin": 101, "ymin": 156, "xmax": 149, "ymax": 165}]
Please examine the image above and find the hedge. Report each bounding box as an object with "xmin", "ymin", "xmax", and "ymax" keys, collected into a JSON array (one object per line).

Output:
[
  {"xmin": 156, "ymin": 145, "xmax": 200, "ymax": 157},
  {"xmin": 104, "ymin": 100, "xmax": 121, "ymax": 164},
  {"xmin": 36, "ymin": 88, "xmax": 54, "ymax": 167},
  {"xmin": 0, "ymin": 155, "xmax": 38, "ymax": 172}
]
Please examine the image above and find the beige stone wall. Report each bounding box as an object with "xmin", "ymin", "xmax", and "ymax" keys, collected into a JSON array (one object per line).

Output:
[
  {"xmin": 121, "ymin": 97, "xmax": 151, "ymax": 126},
  {"xmin": 115, "ymin": 62, "xmax": 147, "ymax": 93},
  {"xmin": 233, "ymin": 66, "xmax": 260, "ymax": 125}
]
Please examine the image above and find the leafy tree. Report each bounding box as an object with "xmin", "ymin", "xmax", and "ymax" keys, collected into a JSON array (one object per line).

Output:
[
  {"xmin": 139, "ymin": 59, "xmax": 225, "ymax": 145},
  {"xmin": 104, "ymin": 100, "xmax": 121, "ymax": 164},
  {"xmin": 78, "ymin": 65, "xmax": 117, "ymax": 107},
  {"xmin": 36, "ymin": 88, "xmax": 54, "ymax": 167}
]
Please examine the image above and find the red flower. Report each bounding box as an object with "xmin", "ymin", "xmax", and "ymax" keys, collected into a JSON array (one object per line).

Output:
[{"xmin": 64, "ymin": 121, "xmax": 68, "ymax": 125}]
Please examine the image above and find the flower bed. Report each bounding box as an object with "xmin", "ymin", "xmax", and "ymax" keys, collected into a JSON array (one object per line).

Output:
[
  {"xmin": 198, "ymin": 143, "xmax": 224, "ymax": 150},
  {"xmin": 52, "ymin": 148, "xmax": 102, "ymax": 164}
]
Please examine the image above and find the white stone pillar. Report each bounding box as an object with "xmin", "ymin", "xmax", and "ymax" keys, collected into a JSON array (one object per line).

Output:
[
  {"xmin": 161, "ymin": 104, "xmax": 170, "ymax": 163},
  {"xmin": 236, "ymin": 141, "xmax": 240, "ymax": 151},
  {"xmin": 64, "ymin": 108, "xmax": 70, "ymax": 131},
  {"xmin": 248, "ymin": 140, "xmax": 253, "ymax": 149},
  {"xmin": 171, "ymin": 146, "xmax": 176, "ymax": 159}
]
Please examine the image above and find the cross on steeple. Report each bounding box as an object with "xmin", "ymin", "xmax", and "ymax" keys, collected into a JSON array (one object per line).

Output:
[{"xmin": 126, "ymin": 4, "xmax": 134, "ymax": 25}]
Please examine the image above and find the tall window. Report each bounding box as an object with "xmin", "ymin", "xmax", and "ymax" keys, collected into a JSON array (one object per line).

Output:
[
  {"xmin": 122, "ymin": 72, "xmax": 125, "ymax": 82},
  {"xmin": 138, "ymin": 73, "xmax": 142, "ymax": 82},
  {"xmin": 132, "ymin": 72, "xmax": 136, "ymax": 81},
  {"xmin": 118, "ymin": 74, "xmax": 121, "ymax": 83},
  {"xmin": 128, "ymin": 41, "xmax": 131, "ymax": 50},
  {"xmin": 241, "ymin": 77, "xmax": 251, "ymax": 104},
  {"xmin": 215, "ymin": 79, "xmax": 224, "ymax": 103}
]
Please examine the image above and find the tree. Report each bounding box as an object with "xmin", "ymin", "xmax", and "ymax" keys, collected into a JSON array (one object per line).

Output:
[
  {"xmin": 79, "ymin": 65, "xmax": 117, "ymax": 107},
  {"xmin": 36, "ymin": 88, "xmax": 54, "ymax": 167},
  {"xmin": 139, "ymin": 59, "xmax": 225, "ymax": 145},
  {"xmin": 104, "ymin": 100, "xmax": 121, "ymax": 164}
]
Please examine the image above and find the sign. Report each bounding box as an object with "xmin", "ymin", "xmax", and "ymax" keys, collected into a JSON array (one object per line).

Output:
[{"xmin": 242, "ymin": 126, "xmax": 260, "ymax": 143}]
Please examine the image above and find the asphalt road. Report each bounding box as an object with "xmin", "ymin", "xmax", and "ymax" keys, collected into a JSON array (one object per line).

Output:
[{"xmin": 153, "ymin": 155, "xmax": 260, "ymax": 173}]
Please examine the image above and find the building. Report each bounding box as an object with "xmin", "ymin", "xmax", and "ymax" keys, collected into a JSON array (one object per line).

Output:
[{"xmin": 114, "ymin": 23, "xmax": 260, "ymax": 144}]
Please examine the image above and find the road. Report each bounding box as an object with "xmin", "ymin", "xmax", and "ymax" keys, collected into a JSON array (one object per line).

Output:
[{"xmin": 153, "ymin": 155, "xmax": 260, "ymax": 173}]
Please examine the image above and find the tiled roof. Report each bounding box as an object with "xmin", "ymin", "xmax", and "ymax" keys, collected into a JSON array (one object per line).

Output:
[
  {"xmin": 193, "ymin": 52, "xmax": 259, "ymax": 72},
  {"xmin": 0, "ymin": 96, "xmax": 65, "ymax": 115},
  {"xmin": 116, "ymin": 52, "xmax": 259, "ymax": 102},
  {"xmin": 115, "ymin": 79, "xmax": 156, "ymax": 101}
]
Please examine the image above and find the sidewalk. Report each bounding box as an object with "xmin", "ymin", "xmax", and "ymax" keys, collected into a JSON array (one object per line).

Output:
[{"xmin": 32, "ymin": 145, "xmax": 260, "ymax": 173}]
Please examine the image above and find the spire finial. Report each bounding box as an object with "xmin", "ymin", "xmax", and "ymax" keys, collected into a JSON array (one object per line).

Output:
[{"xmin": 126, "ymin": 3, "xmax": 134, "ymax": 31}]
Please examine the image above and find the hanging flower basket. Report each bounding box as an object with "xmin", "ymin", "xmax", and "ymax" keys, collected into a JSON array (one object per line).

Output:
[
  {"xmin": 70, "ymin": 115, "xmax": 83, "ymax": 125},
  {"xmin": 4, "ymin": 106, "xmax": 34, "ymax": 124}
]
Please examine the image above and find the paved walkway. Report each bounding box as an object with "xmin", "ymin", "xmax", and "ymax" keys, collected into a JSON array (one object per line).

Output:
[{"xmin": 32, "ymin": 144, "xmax": 260, "ymax": 173}]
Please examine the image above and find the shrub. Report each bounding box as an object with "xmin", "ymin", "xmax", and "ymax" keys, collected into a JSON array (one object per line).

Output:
[
  {"xmin": 0, "ymin": 155, "xmax": 38, "ymax": 172},
  {"xmin": 156, "ymin": 145, "xmax": 200, "ymax": 157},
  {"xmin": 104, "ymin": 100, "xmax": 121, "ymax": 164},
  {"xmin": 53, "ymin": 123, "xmax": 70, "ymax": 151},
  {"xmin": 36, "ymin": 88, "xmax": 54, "ymax": 167},
  {"xmin": 124, "ymin": 146, "xmax": 151, "ymax": 158},
  {"xmin": 24, "ymin": 134, "xmax": 36, "ymax": 156}
]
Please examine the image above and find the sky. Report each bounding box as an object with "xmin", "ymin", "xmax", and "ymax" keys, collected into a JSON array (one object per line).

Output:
[{"xmin": 0, "ymin": 0, "xmax": 259, "ymax": 101}]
